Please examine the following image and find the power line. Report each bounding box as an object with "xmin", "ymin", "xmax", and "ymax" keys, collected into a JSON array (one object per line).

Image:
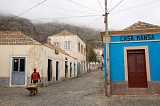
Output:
[
  {"xmin": 37, "ymin": 14, "xmax": 102, "ymax": 20},
  {"xmin": 108, "ymin": 0, "xmax": 113, "ymax": 10},
  {"xmin": 97, "ymin": 0, "xmax": 104, "ymax": 12},
  {"xmin": 67, "ymin": 0, "xmax": 102, "ymax": 13},
  {"xmin": 110, "ymin": 0, "xmax": 160, "ymax": 14},
  {"xmin": 88, "ymin": 16, "xmax": 103, "ymax": 29},
  {"xmin": 5, "ymin": 0, "xmax": 47, "ymax": 23},
  {"xmin": 108, "ymin": 0, "xmax": 124, "ymax": 13},
  {"xmin": 86, "ymin": 16, "xmax": 103, "ymax": 26},
  {"xmin": 28, "ymin": 0, "xmax": 97, "ymax": 14}
]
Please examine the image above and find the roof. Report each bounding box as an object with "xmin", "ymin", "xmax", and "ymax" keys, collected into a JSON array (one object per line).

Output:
[
  {"xmin": 100, "ymin": 28, "xmax": 160, "ymax": 36},
  {"xmin": 53, "ymin": 30, "xmax": 74, "ymax": 36},
  {"xmin": 124, "ymin": 21, "xmax": 160, "ymax": 30},
  {"xmin": 0, "ymin": 31, "xmax": 40, "ymax": 45},
  {"xmin": 44, "ymin": 43, "xmax": 69, "ymax": 55},
  {"xmin": 44, "ymin": 43, "xmax": 77, "ymax": 60},
  {"xmin": 100, "ymin": 21, "xmax": 160, "ymax": 43}
]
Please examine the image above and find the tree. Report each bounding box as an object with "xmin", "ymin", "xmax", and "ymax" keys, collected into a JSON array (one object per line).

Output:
[{"xmin": 86, "ymin": 44, "xmax": 97, "ymax": 72}]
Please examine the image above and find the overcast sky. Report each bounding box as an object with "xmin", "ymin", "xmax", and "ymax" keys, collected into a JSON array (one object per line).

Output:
[{"xmin": 0, "ymin": 0, "xmax": 160, "ymax": 31}]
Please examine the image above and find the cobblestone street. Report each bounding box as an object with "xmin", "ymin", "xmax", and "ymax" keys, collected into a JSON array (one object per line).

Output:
[{"xmin": 0, "ymin": 70, "xmax": 160, "ymax": 106}]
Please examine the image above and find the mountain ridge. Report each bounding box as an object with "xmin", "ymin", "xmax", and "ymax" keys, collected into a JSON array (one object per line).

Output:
[{"xmin": 0, "ymin": 14, "xmax": 102, "ymax": 48}]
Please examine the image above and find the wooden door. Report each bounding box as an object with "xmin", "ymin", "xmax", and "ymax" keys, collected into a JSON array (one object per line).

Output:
[{"xmin": 127, "ymin": 50, "xmax": 147, "ymax": 88}]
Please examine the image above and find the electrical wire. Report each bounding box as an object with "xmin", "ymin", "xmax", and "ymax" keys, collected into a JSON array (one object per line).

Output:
[
  {"xmin": 88, "ymin": 16, "xmax": 103, "ymax": 29},
  {"xmin": 108, "ymin": 0, "xmax": 113, "ymax": 10},
  {"xmin": 110, "ymin": 0, "xmax": 160, "ymax": 14},
  {"xmin": 86, "ymin": 16, "xmax": 103, "ymax": 26},
  {"xmin": 97, "ymin": 0, "xmax": 104, "ymax": 12},
  {"xmin": 0, "ymin": 0, "xmax": 47, "ymax": 28},
  {"xmin": 108, "ymin": 0, "xmax": 124, "ymax": 13},
  {"xmin": 68, "ymin": 0, "xmax": 102, "ymax": 13},
  {"xmin": 6, "ymin": 0, "xmax": 47, "ymax": 23},
  {"xmin": 37, "ymin": 14, "xmax": 102, "ymax": 20},
  {"xmin": 28, "ymin": 0, "xmax": 97, "ymax": 14}
]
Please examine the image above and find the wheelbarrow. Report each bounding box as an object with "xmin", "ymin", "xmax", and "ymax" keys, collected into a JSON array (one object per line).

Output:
[{"xmin": 26, "ymin": 83, "xmax": 38, "ymax": 96}]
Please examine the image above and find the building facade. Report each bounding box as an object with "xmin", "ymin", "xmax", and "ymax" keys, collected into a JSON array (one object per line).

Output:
[
  {"xmin": 94, "ymin": 48, "xmax": 103, "ymax": 64},
  {"xmin": 101, "ymin": 22, "xmax": 160, "ymax": 95},
  {"xmin": 0, "ymin": 31, "xmax": 77, "ymax": 87},
  {"xmin": 48, "ymin": 30, "xmax": 86, "ymax": 76}
]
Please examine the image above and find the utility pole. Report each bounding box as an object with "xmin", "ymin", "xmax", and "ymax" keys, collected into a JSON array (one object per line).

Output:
[{"xmin": 104, "ymin": 0, "xmax": 111, "ymax": 97}]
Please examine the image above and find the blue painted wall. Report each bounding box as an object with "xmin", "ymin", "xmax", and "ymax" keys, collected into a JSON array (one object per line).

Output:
[
  {"xmin": 103, "ymin": 43, "xmax": 107, "ymax": 82},
  {"xmin": 110, "ymin": 33, "xmax": 160, "ymax": 82}
]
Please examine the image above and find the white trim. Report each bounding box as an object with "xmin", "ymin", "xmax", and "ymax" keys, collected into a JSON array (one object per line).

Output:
[{"xmin": 10, "ymin": 56, "xmax": 27, "ymax": 87}]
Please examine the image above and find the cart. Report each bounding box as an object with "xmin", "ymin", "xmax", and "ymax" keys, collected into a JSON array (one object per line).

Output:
[{"xmin": 26, "ymin": 84, "xmax": 38, "ymax": 96}]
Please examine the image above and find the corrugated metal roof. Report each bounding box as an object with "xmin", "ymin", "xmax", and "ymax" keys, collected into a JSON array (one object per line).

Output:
[{"xmin": 0, "ymin": 31, "xmax": 40, "ymax": 45}]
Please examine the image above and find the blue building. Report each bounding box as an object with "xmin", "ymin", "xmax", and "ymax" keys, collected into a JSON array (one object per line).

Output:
[{"xmin": 101, "ymin": 22, "xmax": 160, "ymax": 95}]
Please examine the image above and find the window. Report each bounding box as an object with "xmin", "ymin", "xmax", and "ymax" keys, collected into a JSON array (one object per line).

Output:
[
  {"xmin": 53, "ymin": 42, "xmax": 59, "ymax": 47},
  {"xmin": 78, "ymin": 42, "xmax": 80, "ymax": 52},
  {"xmin": 81, "ymin": 45, "xmax": 83, "ymax": 54},
  {"xmin": 13, "ymin": 58, "xmax": 25, "ymax": 72},
  {"xmin": 65, "ymin": 41, "xmax": 71, "ymax": 50}
]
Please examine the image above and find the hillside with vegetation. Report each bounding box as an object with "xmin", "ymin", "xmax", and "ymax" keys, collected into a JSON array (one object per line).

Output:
[{"xmin": 0, "ymin": 14, "xmax": 102, "ymax": 48}]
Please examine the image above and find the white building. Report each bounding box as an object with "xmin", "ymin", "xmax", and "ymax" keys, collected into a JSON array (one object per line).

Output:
[
  {"xmin": 48, "ymin": 30, "xmax": 86, "ymax": 75},
  {"xmin": 0, "ymin": 31, "xmax": 77, "ymax": 87},
  {"xmin": 94, "ymin": 48, "xmax": 103, "ymax": 64}
]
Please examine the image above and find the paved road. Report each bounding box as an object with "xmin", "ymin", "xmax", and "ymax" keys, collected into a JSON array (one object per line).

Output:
[{"xmin": 0, "ymin": 70, "xmax": 160, "ymax": 106}]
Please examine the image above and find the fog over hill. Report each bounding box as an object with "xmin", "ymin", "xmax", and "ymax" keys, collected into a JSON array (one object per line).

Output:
[{"xmin": 0, "ymin": 13, "xmax": 102, "ymax": 48}]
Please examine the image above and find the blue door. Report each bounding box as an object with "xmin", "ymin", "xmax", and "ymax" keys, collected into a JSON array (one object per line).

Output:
[
  {"xmin": 11, "ymin": 57, "xmax": 26, "ymax": 85},
  {"xmin": 70, "ymin": 62, "xmax": 72, "ymax": 77},
  {"xmin": 74, "ymin": 63, "xmax": 76, "ymax": 77},
  {"xmin": 77, "ymin": 63, "xmax": 81, "ymax": 76}
]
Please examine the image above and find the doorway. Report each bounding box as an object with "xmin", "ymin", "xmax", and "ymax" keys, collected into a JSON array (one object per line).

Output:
[
  {"xmin": 127, "ymin": 49, "xmax": 147, "ymax": 88},
  {"xmin": 70, "ymin": 62, "xmax": 72, "ymax": 77},
  {"xmin": 47, "ymin": 59, "xmax": 52, "ymax": 81},
  {"xmin": 65, "ymin": 61, "xmax": 68, "ymax": 78},
  {"xmin": 74, "ymin": 63, "xmax": 76, "ymax": 77},
  {"xmin": 11, "ymin": 57, "xmax": 26, "ymax": 85},
  {"xmin": 56, "ymin": 61, "xmax": 59, "ymax": 81}
]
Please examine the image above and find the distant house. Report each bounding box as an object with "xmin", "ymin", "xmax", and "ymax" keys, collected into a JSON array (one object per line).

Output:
[
  {"xmin": 0, "ymin": 31, "xmax": 77, "ymax": 87},
  {"xmin": 48, "ymin": 30, "xmax": 86, "ymax": 76},
  {"xmin": 101, "ymin": 21, "xmax": 160, "ymax": 95},
  {"xmin": 94, "ymin": 48, "xmax": 103, "ymax": 64}
]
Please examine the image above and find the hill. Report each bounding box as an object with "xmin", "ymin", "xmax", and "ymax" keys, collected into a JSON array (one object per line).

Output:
[{"xmin": 0, "ymin": 14, "xmax": 102, "ymax": 48}]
